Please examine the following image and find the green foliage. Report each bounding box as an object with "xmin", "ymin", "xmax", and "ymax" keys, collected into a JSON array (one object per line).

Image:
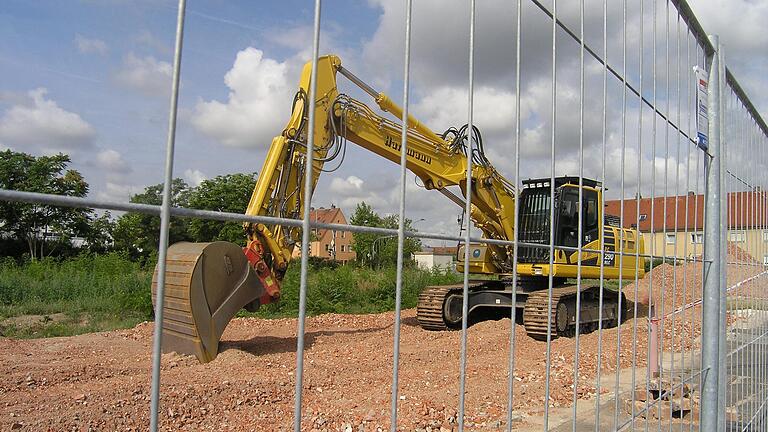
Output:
[
  {"xmin": 112, "ymin": 178, "xmax": 192, "ymax": 258},
  {"xmin": 187, "ymin": 173, "xmax": 257, "ymax": 245},
  {"xmin": 349, "ymin": 202, "xmax": 422, "ymax": 268},
  {"xmin": 348, "ymin": 202, "xmax": 380, "ymax": 265},
  {"xmin": 0, "ymin": 150, "xmax": 94, "ymax": 259},
  {"xmin": 644, "ymin": 257, "xmax": 681, "ymax": 272},
  {"xmin": 84, "ymin": 212, "xmax": 115, "ymax": 254},
  {"xmin": 0, "ymin": 253, "xmax": 153, "ymax": 337},
  {"xmin": 252, "ymin": 263, "xmax": 460, "ymax": 317},
  {"xmin": 0, "ymin": 253, "xmax": 460, "ymax": 338}
]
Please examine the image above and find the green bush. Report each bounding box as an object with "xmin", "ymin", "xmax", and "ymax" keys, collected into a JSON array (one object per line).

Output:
[
  {"xmin": 0, "ymin": 253, "xmax": 153, "ymax": 337},
  {"xmin": 0, "ymin": 253, "xmax": 462, "ymax": 337},
  {"xmin": 644, "ymin": 256, "xmax": 684, "ymax": 272},
  {"xmin": 251, "ymin": 263, "xmax": 461, "ymax": 317}
]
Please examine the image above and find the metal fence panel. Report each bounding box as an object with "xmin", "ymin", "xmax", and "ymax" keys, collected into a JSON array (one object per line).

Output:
[{"xmin": 0, "ymin": 1, "xmax": 766, "ymax": 431}]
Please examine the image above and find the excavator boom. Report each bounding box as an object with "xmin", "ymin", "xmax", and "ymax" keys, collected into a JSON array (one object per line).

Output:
[{"xmin": 153, "ymin": 54, "xmax": 643, "ymax": 363}]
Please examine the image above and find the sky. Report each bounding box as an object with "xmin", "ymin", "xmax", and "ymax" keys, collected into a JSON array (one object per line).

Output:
[{"xmin": 1, "ymin": 0, "xmax": 766, "ymax": 243}]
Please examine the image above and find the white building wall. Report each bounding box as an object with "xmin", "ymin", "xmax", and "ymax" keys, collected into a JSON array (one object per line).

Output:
[{"xmin": 414, "ymin": 253, "xmax": 454, "ymax": 271}]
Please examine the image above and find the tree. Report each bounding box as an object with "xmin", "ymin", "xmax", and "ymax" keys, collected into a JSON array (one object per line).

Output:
[
  {"xmin": 349, "ymin": 201, "xmax": 422, "ymax": 268},
  {"xmin": 376, "ymin": 214, "xmax": 422, "ymax": 267},
  {"xmin": 84, "ymin": 211, "xmax": 115, "ymax": 253},
  {"xmin": 0, "ymin": 150, "xmax": 93, "ymax": 259},
  {"xmin": 187, "ymin": 173, "xmax": 258, "ymax": 245},
  {"xmin": 112, "ymin": 178, "xmax": 192, "ymax": 257},
  {"xmin": 349, "ymin": 202, "xmax": 382, "ymax": 266}
]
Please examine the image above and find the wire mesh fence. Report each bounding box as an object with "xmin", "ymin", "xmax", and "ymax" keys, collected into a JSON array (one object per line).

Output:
[{"xmin": 1, "ymin": 0, "xmax": 767, "ymax": 431}]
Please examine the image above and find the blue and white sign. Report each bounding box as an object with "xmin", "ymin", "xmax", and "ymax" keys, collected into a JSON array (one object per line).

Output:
[{"xmin": 694, "ymin": 66, "xmax": 709, "ymax": 151}]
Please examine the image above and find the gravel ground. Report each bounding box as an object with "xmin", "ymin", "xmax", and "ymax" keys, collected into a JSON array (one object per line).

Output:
[
  {"xmin": 1, "ymin": 249, "xmax": 764, "ymax": 431},
  {"xmin": 0, "ymin": 310, "xmax": 703, "ymax": 431}
]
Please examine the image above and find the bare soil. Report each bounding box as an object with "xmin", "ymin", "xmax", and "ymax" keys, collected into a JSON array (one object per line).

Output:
[
  {"xmin": 1, "ymin": 248, "xmax": 763, "ymax": 431},
  {"xmin": 0, "ymin": 310, "xmax": 692, "ymax": 431},
  {"xmin": 1, "ymin": 313, "xmax": 69, "ymax": 328}
]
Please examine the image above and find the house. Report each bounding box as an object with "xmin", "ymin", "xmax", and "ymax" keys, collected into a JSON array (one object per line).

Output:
[
  {"xmin": 292, "ymin": 205, "xmax": 356, "ymax": 264},
  {"xmin": 413, "ymin": 246, "xmax": 458, "ymax": 271},
  {"xmin": 605, "ymin": 190, "xmax": 768, "ymax": 263}
]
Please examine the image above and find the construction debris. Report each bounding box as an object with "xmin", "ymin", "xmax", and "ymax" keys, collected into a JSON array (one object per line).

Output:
[{"xmin": 623, "ymin": 377, "xmax": 698, "ymax": 421}]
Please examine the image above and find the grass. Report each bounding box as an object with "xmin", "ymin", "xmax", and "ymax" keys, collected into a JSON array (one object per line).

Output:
[
  {"xmin": 0, "ymin": 253, "xmax": 462, "ymax": 338},
  {"xmin": 249, "ymin": 263, "xmax": 462, "ymax": 318},
  {"xmin": 0, "ymin": 253, "xmax": 154, "ymax": 338}
]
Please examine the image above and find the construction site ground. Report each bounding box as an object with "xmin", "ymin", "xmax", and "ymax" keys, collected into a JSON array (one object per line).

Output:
[
  {"xmin": 0, "ymin": 308, "xmax": 655, "ymax": 432},
  {"xmin": 1, "ymin": 255, "xmax": 763, "ymax": 431}
]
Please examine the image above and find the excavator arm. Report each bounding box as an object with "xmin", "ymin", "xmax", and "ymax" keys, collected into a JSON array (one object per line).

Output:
[
  {"xmin": 246, "ymin": 55, "xmax": 517, "ymax": 272},
  {"xmin": 152, "ymin": 55, "xmax": 518, "ymax": 362}
]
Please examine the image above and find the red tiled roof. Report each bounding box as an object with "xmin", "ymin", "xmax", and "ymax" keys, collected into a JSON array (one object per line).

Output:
[
  {"xmin": 429, "ymin": 246, "xmax": 458, "ymax": 256},
  {"xmin": 309, "ymin": 206, "xmax": 346, "ymax": 238},
  {"xmin": 605, "ymin": 190, "xmax": 768, "ymax": 232}
]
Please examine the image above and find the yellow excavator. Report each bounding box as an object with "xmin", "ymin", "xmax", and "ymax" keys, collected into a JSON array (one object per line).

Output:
[{"xmin": 152, "ymin": 55, "xmax": 644, "ymax": 363}]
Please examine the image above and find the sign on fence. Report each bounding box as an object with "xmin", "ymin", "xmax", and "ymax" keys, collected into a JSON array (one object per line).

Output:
[{"xmin": 694, "ymin": 66, "xmax": 709, "ymax": 151}]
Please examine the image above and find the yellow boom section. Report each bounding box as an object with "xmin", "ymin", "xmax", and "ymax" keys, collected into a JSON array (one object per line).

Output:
[{"xmin": 244, "ymin": 54, "xmax": 518, "ymax": 276}]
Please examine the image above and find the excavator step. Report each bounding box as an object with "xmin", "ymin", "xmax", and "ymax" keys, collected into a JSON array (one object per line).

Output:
[{"xmin": 152, "ymin": 242, "xmax": 267, "ymax": 363}]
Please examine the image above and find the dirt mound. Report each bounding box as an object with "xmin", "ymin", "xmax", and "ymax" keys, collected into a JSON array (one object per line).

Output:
[
  {"xmin": 0, "ymin": 308, "xmax": 670, "ymax": 431},
  {"xmin": 1, "ymin": 249, "xmax": 763, "ymax": 430}
]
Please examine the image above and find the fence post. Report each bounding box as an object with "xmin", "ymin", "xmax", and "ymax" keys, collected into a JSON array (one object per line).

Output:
[
  {"xmin": 700, "ymin": 34, "xmax": 722, "ymax": 432},
  {"xmin": 149, "ymin": 1, "xmax": 186, "ymax": 431},
  {"xmin": 714, "ymin": 37, "xmax": 728, "ymax": 432}
]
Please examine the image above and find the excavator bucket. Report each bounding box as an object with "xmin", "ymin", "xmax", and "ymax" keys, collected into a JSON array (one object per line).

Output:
[{"xmin": 151, "ymin": 241, "xmax": 267, "ymax": 363}]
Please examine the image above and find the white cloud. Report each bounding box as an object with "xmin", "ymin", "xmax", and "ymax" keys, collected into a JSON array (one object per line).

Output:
[
  {"xmin": 328, "ymin": 175, "xmax": 389, "ymax": 209},
  {"xmin": 136, "ymin": 30, "xmax": 171, "ymax": 55},
  {"xmin": 184, "ymin": 168, "xmax": 207, "ymax": 187},
  {"xmin": 96, "ymin": 181, "xmax": 141, "ymax": 202},
  {"xmin": 0, "ymin": 88, "xmax": 95, "ymax": 151},
  {"xmin": 688, "ymin": 0, "xmax": 768, "ymax": 117},
  {"xmin": 688, "ymin": 0, "xmax": 768, "ymax": 56},
  {"xmin": 114, "ymin": 53, "xmax": 172, "ymax": 96},
  {"xmin": 95, "ymin": 149, "xmax": 131, "ymax": 174},
  {"xmin": 191, "ymin": 48, "xmax": 293, "ymax": 147},
  {"xmin": 74, "ymin": 34, "xmax": 108, "ymax": 55},
  {"xmin": 412, "ymin": 86, "xmax": 516, "ymax": 135},
  {"xmin": 362, "ymin": 0, "xmax": 581, "ymax": 88}
]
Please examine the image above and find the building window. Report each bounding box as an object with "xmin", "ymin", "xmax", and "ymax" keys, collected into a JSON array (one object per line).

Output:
[
  {"xmin": 665, "ymin": 233, "xmax": 676, "ymax": 244},
  {"xmin": 325, "ymin": 244, "xmax": 330, "ymax": 251},
  {"xmin": 341, "ymin": 231, "xmax": 345, "ymax": 239},
  {"xmin": 341, "ymin": 245, "xmax": 345, "ymax": 252},
  {"xmin": 639, "ymin": 214, "xmax": 647, "ymax": 221},
  {"xmin": 690, "ymin": 232, "xmax": 704, "ymax": 244},
  {"xmin": 729, "ymin": 231, "xmax": 746, "ymax": 243},
  {"xmin": 763, "ymin": 230, "xmax": 768, "ymax": 242}
]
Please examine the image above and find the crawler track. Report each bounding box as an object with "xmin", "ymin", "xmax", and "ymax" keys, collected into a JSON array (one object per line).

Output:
[
  {"xmin": 523, "ymin": 285, "xmax": 623, "ymax": 340},
  {"xmin": 416, "ymin": 283, "xmax": 485, "ymax": 331},
  {"xmin": 417, "ymin": 282, "xmax": 624, "ymax": 340}
]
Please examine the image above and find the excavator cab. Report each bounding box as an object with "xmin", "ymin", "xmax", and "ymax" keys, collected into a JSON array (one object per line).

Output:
[{"xmin": 517, "ymin": 177, "xmax": 601, "ymax": 263}]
